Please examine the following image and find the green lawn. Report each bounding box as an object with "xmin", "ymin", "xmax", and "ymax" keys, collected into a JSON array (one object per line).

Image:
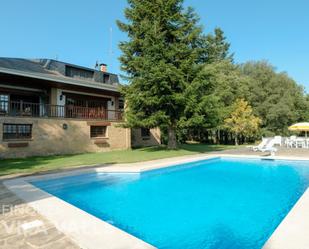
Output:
[{"xmin": 0, "ymin": 144, "xmax": 237, "ymax": 176}]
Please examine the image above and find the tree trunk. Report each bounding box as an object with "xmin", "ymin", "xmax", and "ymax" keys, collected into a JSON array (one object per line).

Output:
[
  {"xmin": 167, "ymin": 125, "xmax": 177, "ymax": 149},
  {"xmin": 213, "ymin": 130, "xmax": 216, "ymax": 144},
  {"xmin": 224, "ymin": 131, "xmax": 228, "ymax": 144},
  {"xmin": 235, "ymin": 134, "xmax": 239, "ymax": 146}
]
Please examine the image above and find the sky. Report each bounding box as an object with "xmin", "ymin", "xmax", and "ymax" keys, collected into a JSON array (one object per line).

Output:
[{"xmin": 1, "ymin": 0, "xmax": 308, "ymax": 91}]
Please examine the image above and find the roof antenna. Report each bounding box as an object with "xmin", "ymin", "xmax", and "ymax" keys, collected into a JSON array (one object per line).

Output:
[
  {"xmin": 109, "ymin": 27, "xmax": 113, "ymax": 55},
  {"xmin": 108, "ymin": 27, "xmax": 113, "ymax": 72},
  {"xmin": 55, "ymin": 54, "xmax": 59, "ymax": 61}
]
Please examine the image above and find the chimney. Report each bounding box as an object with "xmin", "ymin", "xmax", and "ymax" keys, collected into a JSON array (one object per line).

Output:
[{"xmin": 99, "ymin": 63, "xmax": 107, "ymax": 72}]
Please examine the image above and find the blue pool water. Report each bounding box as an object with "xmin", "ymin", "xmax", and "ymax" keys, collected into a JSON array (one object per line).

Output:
[{"xmin": 32, "ymin": 158, "xmax": 309, "ymax": 249}]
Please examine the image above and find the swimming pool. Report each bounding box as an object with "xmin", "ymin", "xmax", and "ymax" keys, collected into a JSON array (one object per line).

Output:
[{"xmin": 31, "ymin": 157, "xmax": 309, "ymax": 249}]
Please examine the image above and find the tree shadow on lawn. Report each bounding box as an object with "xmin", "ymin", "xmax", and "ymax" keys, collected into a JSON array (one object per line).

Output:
[
  {"xmin": 138, "ymin": 144, "xmax": 235, "ymax": 153},
  {"xmin": 0, "ymin": 153, "xmax": 116, "ymax": 177},
  {"xmin": 179, "ymin": 144, "xmax": 235, "ymax": 153}
]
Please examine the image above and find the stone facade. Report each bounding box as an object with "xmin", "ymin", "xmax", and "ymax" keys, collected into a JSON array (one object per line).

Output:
[
  {"xmin": 0, "ymin": 117, "xmax": 161, "ymax": 159},
  {"xmin": 0, "ymin": 117, "xmax": 131, "ymax": 158},
  {"xmin": 131, "ymin": 128, "xmax": 161, "ymax": 148}
]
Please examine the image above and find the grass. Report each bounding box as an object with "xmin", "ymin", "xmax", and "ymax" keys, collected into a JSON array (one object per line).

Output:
[{"xmin": 0, "ymin": 144, "xmax": 238, "ymax": 176}]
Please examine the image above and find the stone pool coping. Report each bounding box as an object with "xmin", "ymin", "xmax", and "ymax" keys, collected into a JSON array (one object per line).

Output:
[{"xmin": 3, "ymin": 154, "xmax": 309, "ymax": 249}]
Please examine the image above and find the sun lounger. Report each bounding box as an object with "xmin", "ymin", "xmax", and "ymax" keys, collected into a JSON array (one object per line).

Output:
[
  {"xmin": 252, "ymin": 138, "xmax": 269, "ymax": 152},
  {"xmin": 259, "ymin": 139, "xmax": 278, "ymax": 155}
]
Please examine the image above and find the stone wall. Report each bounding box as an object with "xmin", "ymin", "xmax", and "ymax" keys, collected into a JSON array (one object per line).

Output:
[
  {"xmin": 131, "ymin": 128, "xmax": 161, "ymax": 148},
  {"xmin": 0, "ymin": 117, "xmax": 131, "ymax": 159}
]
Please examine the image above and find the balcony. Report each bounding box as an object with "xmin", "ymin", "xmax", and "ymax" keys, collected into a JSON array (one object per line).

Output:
[{"xmin": 0, "ymin": 100, "xmax": 123, "ymax": 121}]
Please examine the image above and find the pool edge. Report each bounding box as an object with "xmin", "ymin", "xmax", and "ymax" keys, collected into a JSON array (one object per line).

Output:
[
  {"xmin": 262, "ymin": 188, "xmax": 309, "ymax": 249},
  {"xmin": 4, "ymin": 154, "xmax": 309, "ymax": 249},
  {"xmin": 3, "ymin": 178, "xmax": 156, "ymax": 249},
  {"xmin": 3, "ymin": 154, "xmax": 219, "ymax": 249}
]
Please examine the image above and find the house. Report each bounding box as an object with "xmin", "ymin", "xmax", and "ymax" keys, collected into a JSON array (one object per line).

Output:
[{"xmin": 0, "ymin": 58, "xmax": 160, "ymax": 158}]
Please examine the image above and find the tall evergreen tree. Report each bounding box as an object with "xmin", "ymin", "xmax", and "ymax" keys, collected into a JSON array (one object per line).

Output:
[
  {"xmin": 179, "ymin": 28, "xmax": 236, "ymax": 141},
  {"xmin": 118, "ymin": 0, "xmax": 202, "ymax": 148},
  {"xmin": 202, "ymin": 28, "xmax": 233, "ymax": 63}
]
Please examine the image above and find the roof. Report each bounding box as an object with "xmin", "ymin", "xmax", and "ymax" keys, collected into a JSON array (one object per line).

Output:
[{"xmin": 0, "ymin": 57, "xmax": 120, "ymax": 93}]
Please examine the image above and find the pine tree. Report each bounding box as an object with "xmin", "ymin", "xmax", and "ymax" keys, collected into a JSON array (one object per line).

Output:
[
  {"xmin": 179, "ymin": 28, "xmax": 235, "ymax": 141},
  {"xmin": 118, "ymin": 0, "xmax": 202, "ymax": 149},
  {"xmin": 202, "ymin": 28, "xmax": 233, "ymax": 63}
]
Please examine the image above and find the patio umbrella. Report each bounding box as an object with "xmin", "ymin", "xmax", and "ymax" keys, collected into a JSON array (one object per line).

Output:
[{"xmin": 288, "ymin": 122, "xmax": 309, "ymax": 138}]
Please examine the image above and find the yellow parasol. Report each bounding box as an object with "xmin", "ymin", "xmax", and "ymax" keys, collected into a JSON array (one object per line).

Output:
[{"xmin": 288, "ymin": 122, "xmax": 309, "ymax": 138}]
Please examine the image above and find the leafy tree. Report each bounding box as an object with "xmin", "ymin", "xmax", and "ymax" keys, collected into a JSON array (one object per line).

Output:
[
  {"xmin": 305, "ymin": 95, "xmax": 309, "ymax": 120},
  {"xmin": 179, "ymin": 27, "xmax": 236, "ymax": 140},
  {"xmin": 117, "ymin": 1, "xmax": 309, "ymax": 146},
  {"xmin": 240, "ymin": 61, "xmax": 309, "ymax": 135},
  {"xmin": 179, "ymin": 60, "xmax": 250, "ymax": 142},
  {"xmin": 117, "ymin": 0, "xmax": 203, "ymax": 149},
  {"xmin": 224, "ymin": 99, "xmax": 261, "ymax": 145}
]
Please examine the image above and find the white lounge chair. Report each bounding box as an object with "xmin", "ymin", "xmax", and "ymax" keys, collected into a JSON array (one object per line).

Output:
[
  {"xmin": 252, "ymin": 138, "xmax": 269, "ymax": 151},
  {"xmin": 260, "ymin": 139, "xmax": 278, "ymax": 155}
]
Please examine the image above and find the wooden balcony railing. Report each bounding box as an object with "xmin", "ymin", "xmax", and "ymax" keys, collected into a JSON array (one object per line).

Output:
[{"xmin": 0, "ymin": 100, "xmax": 123, "ymax": 121}]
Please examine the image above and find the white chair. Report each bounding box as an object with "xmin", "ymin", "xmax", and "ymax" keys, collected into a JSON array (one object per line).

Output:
[
  {"xmin": 306, "ymin": 139, "xmax": 309, "ymax": 149},
  {"xmin": 273, "ymin": 136, "xmax": 282, "ymax": 146},
  {"xmin": 252, "ymin": 138, "xmax": 269, "ymax": 151},
  {"xmin": 286, "ymin": 136, "xmax": 297, "ymax": 148},
  {"xmin": 295, "ymin": 138, "xmax": 306, "ymax": 148}
]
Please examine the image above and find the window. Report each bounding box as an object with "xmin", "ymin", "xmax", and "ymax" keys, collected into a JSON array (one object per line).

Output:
[
  {"xmin": 90, "ymin": 126, "xmax": 107, "ymax": 138},
  {"xmin": 65, "ymin": 66, "xmax": 94, "ymax": 80},
  {"xmin": 0, "ymin": 94, "xmax": 9, "ymax": 113},
  {"xmin": 118, "ymin": 98, "xmax": 124, "ymax": 110},
  {"xmin": 141, "ymin": 128, "xmax": 150, "ymax": 137},
  {"xmin": 65, "ymin": 93, "xmax": 108, "ymax": 108},
  {"xmin": 103, "ymin": 74, "xmax": 110, "ymax": 83},
  {"xmin": 3, "ymin": 124, "xmax": 32, "ymax": 140}
]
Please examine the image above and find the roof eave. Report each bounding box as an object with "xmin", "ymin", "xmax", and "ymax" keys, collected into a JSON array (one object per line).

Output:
[{"xmin": 0, "ymin": 67, "xmax": 120, "ymax": 93}]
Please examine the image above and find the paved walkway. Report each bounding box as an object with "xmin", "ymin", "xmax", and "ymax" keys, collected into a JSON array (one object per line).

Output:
[
  {"xmin": 212, "ymin": 146, "xmax": 309, "ymax": 158},
  {"xmin": 0, "ymin": 183, "xmax": 79, "ymax": 249}
]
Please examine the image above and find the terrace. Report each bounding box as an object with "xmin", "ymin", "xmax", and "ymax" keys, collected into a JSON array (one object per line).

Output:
[{"xmin": 0, "ymin": 100, "xmax": 123, "ymax": 121}]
